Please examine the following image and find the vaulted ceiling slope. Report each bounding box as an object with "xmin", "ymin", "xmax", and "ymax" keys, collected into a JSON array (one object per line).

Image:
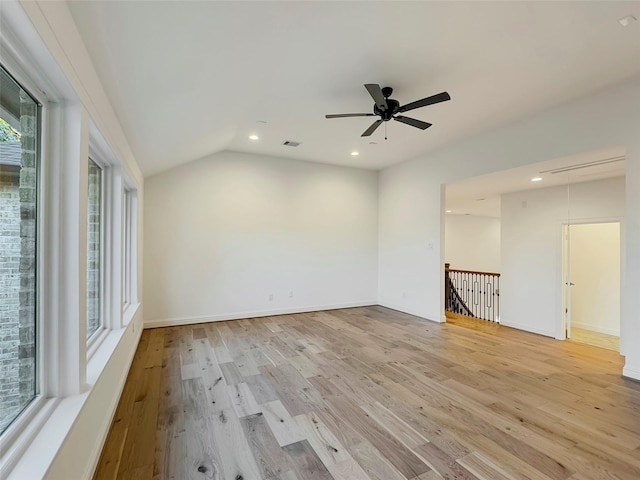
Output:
[{"xmin": 67, "ymin": 1, "xmax": 640, "ymax": 177}]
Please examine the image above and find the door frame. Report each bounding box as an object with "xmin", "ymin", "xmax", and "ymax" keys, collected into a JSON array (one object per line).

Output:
[{"xmin": 559, "ymin": 217, "xmax": 624, "ymax": 341}]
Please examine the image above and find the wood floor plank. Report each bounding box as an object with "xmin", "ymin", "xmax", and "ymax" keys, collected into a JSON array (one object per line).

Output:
[
  {"xmin": 240, "ymin": 412, "xmax": 293, "ymax": 479},
  {"xmin": 412, "ymin": 442, "xmax": 478, "ymax": 480},
  {"xmin": 324, "ymin": 394, "xmax": 430, "ymax": 478},
  {"xmin": 228, "ymin": 381, "xmax": 262, "ymax": 418},
  {"xmin": 457, "ymin": 452, "xmax": 516, "ymax": 480},
  {"xmin": 261, "ymin": 399, "xmax": 306, "ymax": 447},
  {"xmin": 283, "ymin": 440, "xmax": 334, "ymax": 480},
  {"xmin": 327, "ymin": 457, "xmax": 372, "ymax": 480},
  {"xmin": 181, "ymin": 377, "xmax": 222, "ymax": 479},
  {"xmin": 294, "ymin": 411, "xmax": 350, "ymax": 466},
  {"xmin": 207, "ymin": 402, "xmax": 263, "ymax": 480},
  {"xmin": 94, "ymin": 307, "xmax": 639, "ymax": 480},
  {"xmin": 360, "ymin": 401, "xmax": 429, "ymax": 449}
]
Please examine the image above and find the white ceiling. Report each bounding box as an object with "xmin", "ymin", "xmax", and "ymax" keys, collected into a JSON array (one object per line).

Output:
[
  {"xmin": 445, "ymin": 146, "xmax": 626, "ymax": 217},
  {"xmin": 66, "ymin": 1, "xmax": 640, "ymax": 177}
]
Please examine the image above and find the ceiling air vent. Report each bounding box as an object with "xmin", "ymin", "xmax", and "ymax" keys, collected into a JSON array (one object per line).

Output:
[
  {"xmin": 282, "ymin": 140, "xmax": 301, "ymax": 147},
  {"xmin": 540, "ymin": 155, "xmax": 624, "ymax": 175}
]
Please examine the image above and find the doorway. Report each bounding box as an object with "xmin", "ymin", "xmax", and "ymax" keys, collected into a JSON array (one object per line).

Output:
[{"xmin": 563, "ymin": 222, "xmax": 621, "ymax": 351}]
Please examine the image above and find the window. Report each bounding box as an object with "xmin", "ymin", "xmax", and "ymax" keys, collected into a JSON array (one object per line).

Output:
[
  {"xmin": 123, "ymin": 189, "xmax": 131, "ymax": 308},
  {"xmin": 122, "ymin": 188, "xmax": 137, "ymax": 318},
  {"xmin": 86, "ymin": 158, "xmax": 102, "ymax": 339},
  {"xmin": 0, "ymin": 65, "xmax": 39, "ymax": 434}
]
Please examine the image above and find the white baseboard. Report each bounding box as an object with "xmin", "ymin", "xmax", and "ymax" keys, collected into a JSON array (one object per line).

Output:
[
  {"xmin": 622, "ymin": 364, "xmax": 640, "ymax": 382},
  {"xmin": 376, "ymin": 302, "xmax": 442, "ymax": 323},
  {"xmin": 144, "ymin": 300, "xmax": 378, "ymax": 329},
  {"xmin": 500, "ymin": 320, "xmax": 555, "ymax": 338},
  {"xmin": 570, "ymin": 321, "xmax": 619, "ymax": 337}
]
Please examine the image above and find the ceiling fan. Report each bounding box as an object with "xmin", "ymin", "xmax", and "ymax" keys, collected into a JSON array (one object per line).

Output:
[{"xmin": 325, "ymin": 84, "xmax": 451, "ymax": 138}]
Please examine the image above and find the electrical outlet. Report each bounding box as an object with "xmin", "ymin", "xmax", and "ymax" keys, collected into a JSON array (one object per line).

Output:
[{"xmin": 269, "ymin": 293, "xmax": 274, "ymax": 301}]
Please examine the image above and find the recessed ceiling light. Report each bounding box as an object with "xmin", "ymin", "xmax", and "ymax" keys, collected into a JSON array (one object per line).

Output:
[
  {"xmin": 446, "ymin": 209, "xmax": 452, "ymax": 213},
  {"xmin": 531, "ymin": 177, "xmax": 542, "ymax": 182},
  {"xmin": 351, "ymin": 151, "xmax": 359, "ymax": 156},
  {"xmin": 619, "ymin": 14, "xmax": 637, "ymax": 27},
  {"xmin": 249, "ymin": 135, "xmax": 259, "ymax": 141}
]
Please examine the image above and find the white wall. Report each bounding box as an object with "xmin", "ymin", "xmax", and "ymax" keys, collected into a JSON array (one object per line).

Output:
[
  {"xmin": 570, "ymin": 222, "xmax": 620, "ymax": 337},
  {"xmin": 500, "ymin": 177, "xmax": 624, "ymax": 338},
  {"xmin": 378, "ymin": 76, "xmax": 640, "ymax": 380},
  {"xmin": 144, "ymin": 151, "xmax": 378, "ymax": 326},
  {"xmin": 445, "ymin": 215, "xmax": 500, "ymax": 273}
]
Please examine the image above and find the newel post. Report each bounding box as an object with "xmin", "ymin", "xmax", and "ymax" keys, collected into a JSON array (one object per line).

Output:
[{"xmin": 444, "ymin": 263, "xmax": 450, "ymax": 310}]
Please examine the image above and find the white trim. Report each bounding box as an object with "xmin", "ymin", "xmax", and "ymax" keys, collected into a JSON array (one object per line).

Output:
[
  {"xmin": 0, "ymin": 398, "xmax": 59, "ymax": 478},
  {"xmin": 0, "ymin": 1, "xmax": 74, "ymax": 105},
  {"xmin": 622, "ymin": 364, "xmax": 640, "ymax": 382},
  {"xmin": 121, "ymin": 188, "xmax": 137, "ymax": 320},
  {"xmin": 86, "ymin": 327, "xmax": 109, "ymax": 360},
  {"xmin": 123, "ymin": 302, "xmax": 140, "ymax": 327},
  {"xmin": 144, "ymin": 301, "xmax": 378, "ymax": 329},
  {"xmin": 569, "ymin": 321, "xmax": 619, "ymax": 337},
  {"xmin": 85, "ymin": 157, "xmax": 105, "ymax": 343},
  {"xmin": 500, "ymin": 320, "xmax": 555, "ymax": 338},
  {"xmin": 377, "ymin": 301, "xmax": 443, "ymax": 323}
]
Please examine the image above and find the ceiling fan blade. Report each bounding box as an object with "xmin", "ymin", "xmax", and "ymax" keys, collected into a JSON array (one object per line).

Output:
[
  {"xmin": 364, "ymin": 84, "xmax": 388, "ymax": 111},
  {"xmin": 325, "ymin": 113, "xmax": 376, "ymax": 119},
  {"xmin": 361, "ymin": 119, "xmax": 384, "ymax": 137},
  {"xmin": 398, "ymin": 91, "xmax": 451, "ymax": 113},
  {"xmin": 394, "ymin": 115, "xmax": 432, "ymax": 130}
]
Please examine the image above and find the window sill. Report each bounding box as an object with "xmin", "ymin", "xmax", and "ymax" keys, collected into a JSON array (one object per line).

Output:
[
  {"xmin": 2, "ymin": 319, "xmax": 138, "ymax": 480},
  {"xmin": 86, "ymin": 327, "xmax": 109, "ymax": 361},
  {"xmin": 122, "ymin": 301, "xmax": 140, "ymax": 326}
]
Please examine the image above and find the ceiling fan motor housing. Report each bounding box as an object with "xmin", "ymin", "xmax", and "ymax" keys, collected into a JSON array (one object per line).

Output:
[{"xmin": 374, "ymin": 98, "xmax": 400, "ymax": 121}]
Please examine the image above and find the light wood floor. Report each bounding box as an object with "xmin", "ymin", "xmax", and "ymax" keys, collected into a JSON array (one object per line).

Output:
[
  {"xmin": 570, "ymin": 327, "xmax": 620, "ymax": 352},
  {"xmin": 94, "ymin": 306, "xmax": 640, "ymax": 480}
]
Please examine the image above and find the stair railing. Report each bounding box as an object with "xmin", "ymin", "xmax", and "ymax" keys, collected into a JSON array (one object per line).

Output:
[{"xmin": 445, "ymin": 263, "xmax": 500, "ymax": 322}]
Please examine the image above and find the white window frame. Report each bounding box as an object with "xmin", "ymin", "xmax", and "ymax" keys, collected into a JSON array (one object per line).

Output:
[
  {"xmin": 122, "ymin": 186, "xmax": 138, "ymax": 324},
  {"xmin": 86, "ymin": 156, "xmax": 106, "ymax": 347},
  {"xmin": 0, "ymin": 67, "xmax": 49, "ymax": 472},
  {"xmin": 86, "ymin": 128, "xmax": 125, "ymax": 356},
  {"xmin": 0, "ymin": 19, "xmax": 59, "ymax": 475}
]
